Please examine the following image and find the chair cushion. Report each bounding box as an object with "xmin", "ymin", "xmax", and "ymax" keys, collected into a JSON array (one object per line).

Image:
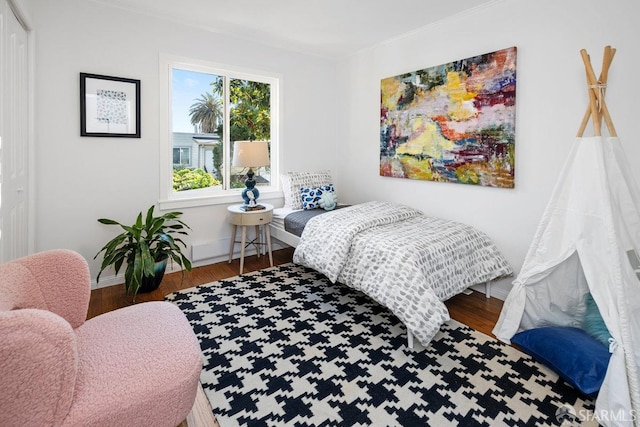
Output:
[
  {"xmin": 511, "ymin": 326, "xmax": 611, "ymax": 397},
  {"xmin": 0, "ymin": 309, "xmax": 77, "ymax": 427},
  {"xmin": 65, "ymin": 301, "xmax": 202, "ymax": 426}
]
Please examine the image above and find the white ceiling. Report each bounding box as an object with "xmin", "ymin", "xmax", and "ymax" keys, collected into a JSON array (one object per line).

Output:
[{"xmin": 90, "ymin": 0, "xmax": 497, "ymax": 59}]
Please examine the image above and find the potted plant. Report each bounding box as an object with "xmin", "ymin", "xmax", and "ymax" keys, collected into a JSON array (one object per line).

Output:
[{"xmin": 95, "ymin": 205, "xmax": 192, "ymax": 301}]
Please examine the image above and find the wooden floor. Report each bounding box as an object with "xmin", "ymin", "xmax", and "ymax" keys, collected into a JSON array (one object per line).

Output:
[
  {"xmin": 89, "ymin": 247, "xmax": 504, "ymax": 335},
  {"xmin": 88, "ymin": 247, "xmax": 297, "ymax": 319},
  {"xmin": 89, "ymin": 247, "xmax": 505, "ymax": 427}
]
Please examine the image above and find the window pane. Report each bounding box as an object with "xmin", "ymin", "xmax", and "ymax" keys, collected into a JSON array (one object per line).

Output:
[
  {"xmin": 179, "ymin": 147, "xmax": 190, "ymax": 165},
  {"xmin": 171, "ymin": 68, "xmax": 224, "ymax": 192},
  {"xmin": 229, "ymin": 79, "xmax": 271, "ymax": 189}
]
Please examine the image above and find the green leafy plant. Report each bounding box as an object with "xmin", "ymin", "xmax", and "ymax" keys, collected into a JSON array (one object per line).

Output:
[
  {"xmin": 173, "ymin": 167, "xmax": 219, "ymax": 191},
  {"xmin": 95, "ymin": 206, "xmax": 192, "ymax": 300}
]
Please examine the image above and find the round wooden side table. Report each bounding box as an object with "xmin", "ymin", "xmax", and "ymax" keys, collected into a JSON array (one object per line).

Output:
[{"xmin": 227, "ymin": 203, "xmax": 274, "ymax": 274}]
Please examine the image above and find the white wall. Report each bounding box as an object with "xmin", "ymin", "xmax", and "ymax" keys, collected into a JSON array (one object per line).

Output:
[
  {"xmin": 20, "ymin": 0, "xmax": 640, "ymax": 296},
  {"xmin": 23, "ymin": 0, "xmax": 340, "ymax": 286},
  {"xmin": 337, "ymin": 0, "xmax": 640, "ymax": 298}
]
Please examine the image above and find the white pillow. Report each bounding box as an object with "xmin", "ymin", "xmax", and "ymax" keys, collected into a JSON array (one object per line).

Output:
[
  {"xmin": 281, "ymin": 173, "xmax": 293, "ymax": 207},
  {"xmin": 282, "ymin": 170, "xmax": 333, "ymax": 210}
]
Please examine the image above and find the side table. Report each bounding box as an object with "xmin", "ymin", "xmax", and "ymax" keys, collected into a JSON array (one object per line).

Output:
[{"xmin": 227, "ymin": 203, "xmax": 274, "ymax": 274}]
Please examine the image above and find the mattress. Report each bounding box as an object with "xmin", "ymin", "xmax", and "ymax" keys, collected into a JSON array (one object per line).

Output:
[
  {"xmin": 272, "ymin": 207, "xmax": 297, "ymax": 233},
  {"xmin": 273, "ymin": 206, "xmax": 349, "ymax": 237},
  {"xmin": 284, "ymin": 209, "xmax": 336, "ymax": 237}
]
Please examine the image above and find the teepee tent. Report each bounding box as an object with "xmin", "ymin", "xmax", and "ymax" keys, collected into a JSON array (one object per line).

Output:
[{"xmin": 493, "ymin": 46, "xmax": 640, "ymax": 425}]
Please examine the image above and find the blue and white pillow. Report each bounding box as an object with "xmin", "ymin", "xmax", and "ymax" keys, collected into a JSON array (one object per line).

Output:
[
  {"xmin": 300, "ymin": 184, "xmax": 335, "ymax": 210},
  {"xmin": 282, "ymin": 170, "xmax": 332, "ymax": 210}
]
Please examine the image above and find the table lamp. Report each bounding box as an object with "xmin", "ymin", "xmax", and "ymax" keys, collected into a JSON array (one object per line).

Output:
[{"xmin": 232, "ymin": 140, "xmax": 270, "ymax": 207}]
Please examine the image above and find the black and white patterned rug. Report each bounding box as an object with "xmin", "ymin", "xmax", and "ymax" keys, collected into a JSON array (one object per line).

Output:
[{"xmin": 166, "ymin": 264, "xmax": 596, "ymax": 426}]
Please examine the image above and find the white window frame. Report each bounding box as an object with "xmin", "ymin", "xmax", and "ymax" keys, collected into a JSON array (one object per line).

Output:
[{"xmin": 159, "ymin": 54, "xmax": 281, "ymax": 210}]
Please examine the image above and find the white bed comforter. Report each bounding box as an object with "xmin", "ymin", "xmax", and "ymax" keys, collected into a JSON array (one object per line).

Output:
[{"xmin": 293, "ymin": 201, "xmax": 513, "ymax": 346}]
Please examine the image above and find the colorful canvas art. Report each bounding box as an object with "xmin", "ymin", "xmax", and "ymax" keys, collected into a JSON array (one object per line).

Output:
[{"xmin": 380, "ymin": 47, "xmax": 517, "ymax": 188}]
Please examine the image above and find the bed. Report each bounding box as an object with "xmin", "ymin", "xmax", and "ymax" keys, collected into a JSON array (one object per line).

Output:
[
  {"xmin": 270, "ymin": 205, "xmax": 350, "ymax": 247},
  {"xmin": 272, "ymin": 171, "xmax": 513, "ymax": 348}
]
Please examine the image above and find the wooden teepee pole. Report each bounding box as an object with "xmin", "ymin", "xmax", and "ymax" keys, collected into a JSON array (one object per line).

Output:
[
  {"xmin": 576, "ymin": 46, "xmax": 617, "ymax": 137},
  {"xmin": 599, "ymin": 46, "xmax": 617, "ymax": 137},
  {"xmin": 580, "ymin": 50, "xmax": 602, "ymax": 136}
]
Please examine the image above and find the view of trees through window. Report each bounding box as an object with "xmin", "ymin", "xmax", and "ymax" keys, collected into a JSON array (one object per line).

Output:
[{"xmin": 171, "ymin": 68, "xmax": 272, "ymax": 193}]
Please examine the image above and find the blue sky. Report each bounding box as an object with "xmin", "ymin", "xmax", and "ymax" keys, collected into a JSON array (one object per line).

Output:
[{"xmin": 172, "ymin": 68, "xmax": 219, "ymax": 133}]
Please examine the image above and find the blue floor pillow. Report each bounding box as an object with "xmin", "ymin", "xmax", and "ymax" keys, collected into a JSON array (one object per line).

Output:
[{"xmin": 512, "ymin": 326, "xmax": 611, "ymax": 397}]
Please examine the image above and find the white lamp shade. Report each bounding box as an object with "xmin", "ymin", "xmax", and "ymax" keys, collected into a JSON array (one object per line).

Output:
[{"xmin": 232, "ymin": 141, "xmax": 270, "ymax": 167}]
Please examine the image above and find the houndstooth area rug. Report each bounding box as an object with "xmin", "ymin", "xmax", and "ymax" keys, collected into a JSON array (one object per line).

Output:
[{"xmin": 166, "ymin": 263, "xmax": 596, "ymax": 427}]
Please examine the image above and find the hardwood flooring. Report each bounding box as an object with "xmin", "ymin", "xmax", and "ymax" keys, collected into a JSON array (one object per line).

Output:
[
  {"xmin": 87, "ymin": 247, "xmax": 297, "ymax": 319},
  {"xmin": 89, "ymin": 247, "xmax": 505, "ymax": 427},
  {"xmin": 89, "ymin": 247, "xmax": 504, "ymax": 335}
]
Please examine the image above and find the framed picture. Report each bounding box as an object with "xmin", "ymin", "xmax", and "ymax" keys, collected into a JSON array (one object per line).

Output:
[{"xmin": 80, "ymin": 73, "xmax": 141, "ymax": 137}]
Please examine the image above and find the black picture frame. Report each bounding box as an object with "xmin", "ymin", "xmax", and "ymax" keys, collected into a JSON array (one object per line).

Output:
[{"xmin": 80, "ymin": 73, "xmax": 141, "ymax": 138}]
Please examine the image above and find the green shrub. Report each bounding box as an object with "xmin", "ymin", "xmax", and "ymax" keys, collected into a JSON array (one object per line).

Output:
[{"xmin": 173, "ymin": 168, "xmax": 219, "ymax": 191}]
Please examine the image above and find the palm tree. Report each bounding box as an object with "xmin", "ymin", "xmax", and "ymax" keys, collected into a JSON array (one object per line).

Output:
[
  {"xmin": 190, "ymin": 79, "xmax": 271, "ymax": 188},
  {"xmin": 211, "ymin": 79, "xmax": 270, "ymax": 141},
  {"xmin": 189, "ymin": 93, "xmax": 222, "ymax": 133}
]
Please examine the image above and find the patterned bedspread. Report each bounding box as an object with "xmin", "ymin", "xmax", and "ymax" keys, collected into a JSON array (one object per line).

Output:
[{"xmin": 293, "ymin": 201, "xmax": 513, "ymax": 346}]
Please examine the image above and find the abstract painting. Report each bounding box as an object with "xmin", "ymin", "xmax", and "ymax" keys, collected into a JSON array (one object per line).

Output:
[{"xmin": 380, "ymin": 46, "xmax": 517, "ymax": 188}]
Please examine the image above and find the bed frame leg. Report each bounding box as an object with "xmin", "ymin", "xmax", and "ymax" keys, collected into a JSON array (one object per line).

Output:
[
  {"xmin": 407, "ymin": 329, "xmax": 414, "ymax": 350},
  {"xmin": 485, "ymin": 280, "xmax": 492, "ymax": 299}
]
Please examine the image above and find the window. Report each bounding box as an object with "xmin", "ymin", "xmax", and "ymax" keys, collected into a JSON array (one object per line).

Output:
[
  {"xmin": 159, "ymin": 55, "xmax": 279, "ymax": 208},
  {"xmin": 173, "ymin": 147, "xmax": 191, "ymax": 166}
]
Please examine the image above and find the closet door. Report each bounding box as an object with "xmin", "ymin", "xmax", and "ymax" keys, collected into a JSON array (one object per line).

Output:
[{"xmin": 0, "ymin": 0, "xmax": 29, "ymax": 262}]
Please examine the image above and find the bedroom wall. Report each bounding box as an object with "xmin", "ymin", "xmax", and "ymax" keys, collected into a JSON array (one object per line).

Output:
[
  {"xmin": 16, "ymin": 0, "xmax": 640, "ymax": 296},
  {"xmin": 20, "ymin": 0, "xmax": 340, "ymax": 286},
  {"xmin": 336, "ymin": 0, "xmax": 640, "ymax": 299}
]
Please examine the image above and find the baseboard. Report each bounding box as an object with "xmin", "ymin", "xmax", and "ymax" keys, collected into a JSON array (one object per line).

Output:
[
  {"xmin": 489, "ymin": 284, "xmax": 510, "ymax": 301},
  {"xmin": 90, "ymin": 260, "xmax": 195, "ymax": 290},
  {"xmin": 91, "ymin": 239, "xmax": 289, "ymax": 290},
  {"xmin": 469, "ymin": 279, "xmax": 510, "ymax": 301}
]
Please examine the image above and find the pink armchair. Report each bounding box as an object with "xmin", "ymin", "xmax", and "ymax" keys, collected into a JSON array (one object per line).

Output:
[{"xmin": 0, "ymin": 249, "xmax": 203, "ymax": 427}]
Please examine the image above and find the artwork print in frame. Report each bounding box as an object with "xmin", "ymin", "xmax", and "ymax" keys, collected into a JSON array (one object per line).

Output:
[
  {"xmin": 80, "ymin": 73, "xmax": 141, "ymax": 138},
  {"xmin": 380, "ymin": 46, "xmax": 517, "ymax": 188}
]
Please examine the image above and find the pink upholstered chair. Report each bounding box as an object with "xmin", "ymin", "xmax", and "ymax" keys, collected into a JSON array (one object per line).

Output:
[{"xmin": 0, "ymin": 249, "xmax": 203, "ymax": 427}]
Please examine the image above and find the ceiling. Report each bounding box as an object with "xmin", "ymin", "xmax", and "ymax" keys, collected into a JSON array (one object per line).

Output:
[{"xmin": 91, "ymin": 0, "xmax": 497, "ymax": 59}]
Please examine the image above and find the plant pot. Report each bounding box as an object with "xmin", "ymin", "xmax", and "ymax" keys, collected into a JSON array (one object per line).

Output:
[{"xmin": 138, "ymin": 258, "xmax": 168, "ymax": 294}]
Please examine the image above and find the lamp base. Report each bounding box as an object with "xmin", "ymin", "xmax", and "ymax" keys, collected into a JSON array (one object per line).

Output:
[
  {"xmin": 242, "ymin": 187, "xmax": 260, "ymax": 206},
  {"xmin": 242, "ymin": 168, "xmax": 259, "ymax": 206}
]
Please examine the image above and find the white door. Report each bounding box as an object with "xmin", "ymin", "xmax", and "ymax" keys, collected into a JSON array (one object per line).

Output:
[{"xmin": 0, "ymin": 0, "xmax": 29, "ymax": 262}]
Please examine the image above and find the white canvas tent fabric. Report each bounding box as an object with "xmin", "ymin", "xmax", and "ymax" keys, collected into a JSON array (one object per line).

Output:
[
  {"xmin": 493, "ymin": 47, "xmax": 640, "ymax": 426},
  {"xmin": 493, "ymin": 136, "xmax": 640, "ymax": 425}
]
